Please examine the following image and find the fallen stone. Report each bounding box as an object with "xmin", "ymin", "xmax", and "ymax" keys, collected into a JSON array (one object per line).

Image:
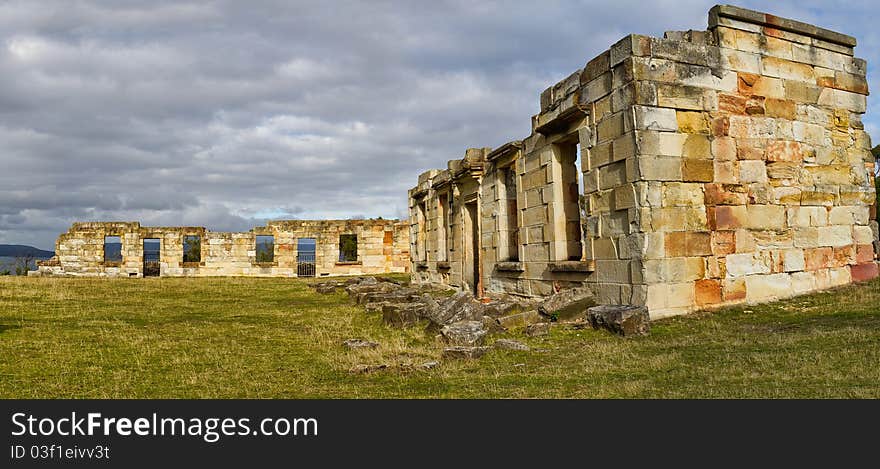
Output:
[
  {"xmin": 481, "ymin": 315, "xmax": 506, "ymax": 334},
  {"xmin": 342, "ymin": 338, "xmax": 379, "ymax": 350},
  {"xmin": 496, "ymin": 310, "xmax": 545, "ymax": 330},
  {"xmin": 348, "ymin": 364, "xmax": 388, "ymax": 374},
  {"xmin": 359, "ymin": 276, "xmax": 378, "ymax": 285},
  {"xmin": 525, "ymin": 323, "xmax": 551, "ymax": 337},
  {"xmin": 493, "ymin": 339, "xmax": 530, "ymax": 351},
  {"xmin": 441, "ymin": 346, "xmax": 490, "ymax": 360},
  {"xmin": 377, "ymin": 276, "xmax": 404, "ymax": 286},
  {"xmin": 481, "ymin": 295, "xmax": 540, "ymax": 318},
  {"xmin": 539, "ymin": 287, "xmax": 597, "ymax": 322},
  {"xmin": 587, "ymin": 305, "xmax": 650, "ymax": 337},
  {"xmin": 354, "ymin": 283, "xmax": 397, "ymax": 304},
  {"xmin": 382, "ymin": 303, "xmax": 425, "ymax": 327},
  {"xmin": 345, "ymin": 281, "xmax": 396, "ymax": 298},
  {"xmin": 364, "ymin": 302, "xmax": 391, "ymax": 314},
  {"xmin": 440, "ymin": 320, "xmax": 488, "ymax": 346},
  {"xmin": 423, "ymin": 291, "xmax": 486, "ymax": 330},
  {"xmin": 420, "ymin": 361, "xmax": 439, "ymax": 370},
  {"xmin": 315, "ymin": 284, "xmax": 338, "ymax": 294}
]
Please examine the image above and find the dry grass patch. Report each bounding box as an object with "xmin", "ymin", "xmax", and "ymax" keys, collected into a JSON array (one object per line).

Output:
[{"xmin": 1, "ymin": 275, "xmax": 879, "ymax": 398}]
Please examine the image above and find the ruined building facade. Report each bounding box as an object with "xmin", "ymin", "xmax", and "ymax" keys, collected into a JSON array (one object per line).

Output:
[
  {"xmin": 409, "ymin": 5, "xmax": 877, "ymax": 318},
  {"xmin": 34, "ymin": 220, "xmax": 410, "ymax": 278}
]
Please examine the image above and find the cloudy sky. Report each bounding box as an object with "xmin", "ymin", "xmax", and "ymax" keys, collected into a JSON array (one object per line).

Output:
[{"xmin": 0, "ymin": 0, "xmax": 877, "ymax": 250}]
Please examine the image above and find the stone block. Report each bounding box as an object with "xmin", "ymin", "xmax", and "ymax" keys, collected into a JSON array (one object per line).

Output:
[
  {"xmin": 643, "ymin": 257, "xmax": 705, "ymax": 283},
  {"xmin": 646, "ymin": 282, "xmax": 695, "ymax": 314},
  {"xmin": 765, "ymin": 140, "xmax": 806, "ymax": 162},
  {"xmin": 726, "ymin": 252, "xmax": 771, "ymax": 277},
  {"xmin": 650, "ymin": 207, "xmax": 708, "ymax": 232},
  {"xmin": 738, "ymin": 73, "xmax": 785, "ymax": 99},
  {"xmin": 695, "ymin": 279, "xmax": 722, "ymax": 306},
  {"xmin": 739, "ymin": 160, "xmax": 767, "ymax": 183},
  {"xmin": 662, "ymin": 182, "xmax": 704, "ymax": 206},
  {"xmin": 817, "ymin": 225, "xmax": 853, "ymax": 247},
  {"xmin": 728, "ymin": 115, "xmax": 776, "ymax": 139},
  {"xmin": 633, "ymin": 106, "xmax": 678, "ymax": 131},
  {"xmin": 784, "ymin": 81, "xmax": 821, "ymax": 104},
  {"xmin": 713, "ymin": 205, "xmax": 747, "ymax": 230},
  {"xmin": 637, "ymin": 131, "xmax": 687, "ymax": 157},
  {"xmin": 682, "ymin": 158, "xmax": 714, "ymax": 182},
  {"xmin": 714, "ymin": 161, "xmax": 739, "ymax": 184},
  {"xmin": 704, "ymin": 184, "xmax": 747, "ymax": 206},
  {"xmin": 712, "ymin": 231, "xmax": 737, "ymax": 256},
  {"xmin": 793, "ymin": 227, "xmax": 820, "ymax": 248},
  {"xmin": 762, "ymin": 56, "xmax": 814, "ymax": 82},
  {"xmin": 721, "ymin": 48, "xmax": 761, "ymax": 74},
  {"xmin": 782, "ymin": 249, "xmax": 806, "ymax": 272},
  {"xmin": 722, "ymin": 278, "xmax": 747, "ymax": 301},
  {"xmin": 587, "ymin": 305, "xmax": 650, "ymax": 337},
  {"xmin": 656, "ymin": 83, "xmax": 715, "ymax": 110},
  {"xmin": 856, "ymin": 244, "xmax": 875, "ymax": 263},
  {"xmin": 804, "ymin": 247, "xmax": 834, "ymax": 270},
  {"xmin": 817, "ymin": 87, "xmax": 867, "ymax": 113},
  {"xmin": 711, "ymin": 136, "xmax": 737, "ymax": 161},
  {"xmin": 639, "ymin": 156, "xmax": 682, "ymax": 181},
  {"xmin": 764, "ymin": 98, "xmax": 796, "ymax": 119},
  {"xmin": 853, "ymin": 226, "xmax": 874, "ymax": 244},
  {"xmin": 664, "ymin": 231, "xmax": 712, "ymax": 257},
  {"xmin": 745, "ymin": 273, "xmax": 793, "ymax": 302},
  {"xmin": 676, "ymin": 111, "xmax": 710, "ymax": 134},
  {"xmin": 828, "ymin": 206, "xmax": 869, "ymax": 225},
  {"xmin": 851, "ymin": 262, "xmax": 879, "ymax": 282},
  {"xmin": 743, "ymin": 205, "xmax": 785, "ymax": 230}
]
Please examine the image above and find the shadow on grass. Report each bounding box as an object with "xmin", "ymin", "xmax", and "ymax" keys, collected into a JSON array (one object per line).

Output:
[{"xmin": 0, "ymin": 324, "xmax": 22, "ymax": 334}]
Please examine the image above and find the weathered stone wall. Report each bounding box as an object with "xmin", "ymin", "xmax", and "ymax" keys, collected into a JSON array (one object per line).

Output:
[
  {"xmin": 408, "ymin": 5, "xmax": 877, "ymax": 319},
  {"xmin": 410, "ymin": 149, "xmax": 490, "ymax": 294},
  {"xmin": 34, "ymin": 219, "xmax": 410, "ymax": 277}
]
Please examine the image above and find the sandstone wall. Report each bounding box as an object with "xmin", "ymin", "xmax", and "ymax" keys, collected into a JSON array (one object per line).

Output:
[
  {"xmin": 34, "ymin": 220, "xmax": 410, "ymax": 278},
  {"xmin": 408, "ymin": 5, "xmax": 877, "ymax": 319}
]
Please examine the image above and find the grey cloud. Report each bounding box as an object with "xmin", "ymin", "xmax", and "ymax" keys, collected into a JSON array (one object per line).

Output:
[{"xmin": 0, "ymin": 0, "xmax": 876, "ymax": 250}]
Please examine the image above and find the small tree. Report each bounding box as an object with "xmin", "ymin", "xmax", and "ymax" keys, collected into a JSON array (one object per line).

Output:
[
  {"xmin": 183, "ymin": 236, "xmax": 201, "ymax": 263},
  {"xmin": 13, "ymin": 253, "xmax": 35, "ymax": 276}
]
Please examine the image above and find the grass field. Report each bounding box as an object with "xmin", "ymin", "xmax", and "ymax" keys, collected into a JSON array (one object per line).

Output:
[{"xmin": 1, "ymin": 275, "xmax": 879, "ymax": 398}]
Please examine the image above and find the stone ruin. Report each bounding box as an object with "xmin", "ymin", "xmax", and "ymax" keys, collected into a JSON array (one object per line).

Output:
[
  {"xmin": 33, "ymin": 219, "xmax": 410, "ymax": 278},
  {"xmin": 29, "ymin": 5, "xmax": 879, "ymax": 324},
  {"xmin": 408, "ymin": 5, "xmax": 878, "ymax": 319}
]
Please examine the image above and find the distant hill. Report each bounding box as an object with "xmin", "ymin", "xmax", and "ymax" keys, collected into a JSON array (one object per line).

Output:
[{"xmin": 0, "ymin": 245, "xmax": 54, "ymax": 258}]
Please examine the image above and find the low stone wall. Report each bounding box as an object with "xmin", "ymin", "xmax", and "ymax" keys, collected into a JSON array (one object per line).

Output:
[{"xmin": 33, "ymin": 220, "xmax": 410, "ymax": 278}]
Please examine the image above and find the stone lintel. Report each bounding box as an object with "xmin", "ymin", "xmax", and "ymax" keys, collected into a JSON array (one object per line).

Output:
[
  {"xmin": 495, "ymin": 262, "xmax": 524, "ymax": 272},
  {"xmin": 708, "ymin": 4, "xmax": 856, "ymax": 48},
  {"xmin": 487, "ymin": 140, "xmax": 523, "ymax": 162},
  {"xmin": 548, "ymin": 260, "xmax": 596, "ymax": 273}
]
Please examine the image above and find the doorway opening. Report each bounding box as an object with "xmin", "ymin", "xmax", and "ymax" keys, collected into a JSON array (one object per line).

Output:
[
  {"xmin": 297, "ymin": 238, "xmax": 317, "ymax": 277},
  {"xmin": 143, "ymin": 239, "xmax": 160, "ymax": 277},
  {"xmin": 463, "ymin": 201, "xmax": 481, "ymax": 296}
]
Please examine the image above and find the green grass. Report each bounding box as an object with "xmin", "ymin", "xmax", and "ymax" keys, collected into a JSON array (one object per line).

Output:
[{"xmin": 1, "ymin": 275, "xmax": 879, "ymax": 398}]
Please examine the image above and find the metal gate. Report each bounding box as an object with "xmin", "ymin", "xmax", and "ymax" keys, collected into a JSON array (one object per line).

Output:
[
  {"xmin": 143, "ymin": 239, "xmax": 160, "ymax": 277},
  {"xmin": 297, "ymin": 238, "xmax": 316, "ymax": 277}
]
